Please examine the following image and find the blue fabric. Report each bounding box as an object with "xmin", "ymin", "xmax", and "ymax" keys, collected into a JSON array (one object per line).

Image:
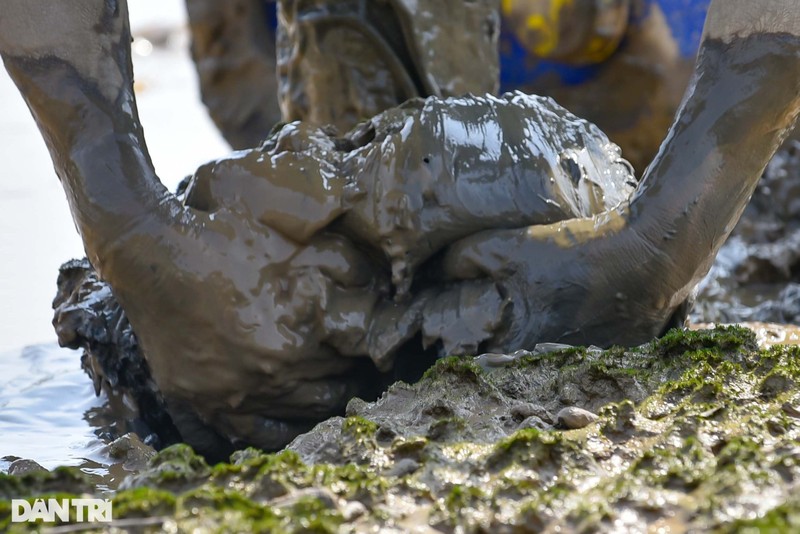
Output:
[
  {"xmin": 260, "ymin": 0, "xmax": 712, "ymax": 92},
  {"xmin": 498, "ymin": 0, "xmax": 711, "ymax": 90}
]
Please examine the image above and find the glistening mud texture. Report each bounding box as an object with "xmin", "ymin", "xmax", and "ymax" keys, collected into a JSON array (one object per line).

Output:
[
  {"xmin": 432, "ymin": 30, "xmax": 800, "ymax": 350},
  {"xmin": 188, "ymin": 1, "xmax": 694, "ymax": 172},
  {"xmin": 189, "ymin": 0, "xmax": 500, "ymax": 148},
  {"xmin": 6, "ymin": 0, "xmax": 800, "ymax": 456},
  {"xmin": 186, "ymin": 0, "xmax": 282, "ymax": 149},
  {"xmin": 50, "ymin": 91, "xmax": 635, "ymax": 457},
  {"xmin": 278, "ymin": 0, "xmax": 500, "ymax": 135},
  {"xmin": 5, "ymin": 327, "xmax": 800, "ymax": 532},
  {"xmin": 52, "ymin": 259, "xmax": 181, "ymax": 451}
]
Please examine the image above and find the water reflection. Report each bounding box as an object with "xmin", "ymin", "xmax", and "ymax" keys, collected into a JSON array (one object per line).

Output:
[{"xmin": 0, "ymin": 344, "xmax": 135, "ymax": 491}]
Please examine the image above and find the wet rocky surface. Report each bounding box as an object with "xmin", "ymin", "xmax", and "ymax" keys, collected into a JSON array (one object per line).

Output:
[
  {"xmin": 4, "ymin": 326, "xmax": 800, "ymax": 532},
  {"xmin": 4, "ymin": 4, "xmax": 800, "ymax": 530}
]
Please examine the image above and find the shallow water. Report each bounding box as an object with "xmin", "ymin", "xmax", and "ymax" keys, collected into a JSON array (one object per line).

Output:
[{"xmin": 0, "ymin": 344, "xmax": 129, "ymax": 489}]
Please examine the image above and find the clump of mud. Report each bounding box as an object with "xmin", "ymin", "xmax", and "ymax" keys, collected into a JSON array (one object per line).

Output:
[
  {"xmin": 5, "ymin": 327, "xmax": 800, "ymax": 532},
  {"xmin": 50, "ymin": 141, "xmax": 800, "ymax": 459},
  {"xmin": 52, "ymin": 259, "xmax": 181, "ymax": 450},
  {"xmin": 694, "ymin": 140, "xmax": 800, "ymax": 325}
]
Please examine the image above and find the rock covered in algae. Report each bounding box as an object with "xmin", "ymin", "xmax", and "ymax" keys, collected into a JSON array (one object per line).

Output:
[{"xmin": 4, "ymin": 327, "xmax": 800, "ymax": 532}]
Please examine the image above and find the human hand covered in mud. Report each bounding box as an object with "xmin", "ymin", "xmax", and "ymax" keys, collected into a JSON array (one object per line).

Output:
[
  {"xmin": 0, "ymin": 0, "xmax": 421, "ymax": 454},
  {"xmin": 0, "ymin": 0, "xmax": 637, "ymax": 454},
  {"xmin": 3, "ymin": 0, "xmax": 799, "ymax": 457},
  {"xmin": 434, "ymin": 0, "xmax": 800, "ymax": 352}
]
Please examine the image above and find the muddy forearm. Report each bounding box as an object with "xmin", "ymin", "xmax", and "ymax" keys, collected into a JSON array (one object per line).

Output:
[
  {"xmin": 629, "ymin": 33, "xmax": 800, "ymax": 300},
  {"xmin": 3, "ymin": 54, "xmax": 185, "ymax": 268},
  {"xmin": 479, "ymin": 32, "xmax": 800, "ymax": 349}
]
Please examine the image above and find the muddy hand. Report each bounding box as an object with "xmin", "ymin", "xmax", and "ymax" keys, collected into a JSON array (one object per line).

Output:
[
  {"xmin": 437, "ymin": 0, "xmax": 800, "ymax": 351},
  {"xmin": 0, "ymin": 0, "xmax": 403, "ymax": 453}
]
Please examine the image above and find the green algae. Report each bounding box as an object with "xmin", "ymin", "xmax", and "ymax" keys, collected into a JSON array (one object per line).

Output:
[
  {"xmin": 0, "ymin": 466, "xmax": 96, "ymax": 499},
  {"xmin": 727, "ymin": 496, "xmax": 800, "ymax": 532},
  {"xmin": 341, "ymin": 416, "xmax": 378, "ymax": 439},
  {"xmin": 486, "ymin": 428, "xmax": 573, "ymax": 471},
  {"xmin": 4, "ymin": 327, "xmax": 800, "ymax": 532},
  {"xmin": 651, "ymin": 324, "xmax": 757, "ymax": 356},
  {"xmin": 111, "ymin": 487, "xmax": 176, "ymax": 518},
  {"xmin": 422, "ymin": 354, "xmax": 483, "ymax": 382}
]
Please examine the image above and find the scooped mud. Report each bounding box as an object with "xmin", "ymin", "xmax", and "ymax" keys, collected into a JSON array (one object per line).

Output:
[{"xmin": 51, "ymin": 91, "xmax": 636, "ymax": 456}]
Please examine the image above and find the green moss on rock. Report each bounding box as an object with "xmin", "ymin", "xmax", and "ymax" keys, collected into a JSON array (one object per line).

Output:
[
  {"xmin": 422, "ymin": 355, "xmax": 483, "ymax": 382},
  {"xmin": 5, "ymin": 327, "xmax": 800, "ymax": 532}
]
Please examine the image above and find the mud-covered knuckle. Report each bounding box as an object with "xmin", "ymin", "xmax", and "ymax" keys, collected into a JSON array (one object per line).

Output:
[{"xmin": 442, "ymin": 231, "xmax": 519, "ymax": 281}]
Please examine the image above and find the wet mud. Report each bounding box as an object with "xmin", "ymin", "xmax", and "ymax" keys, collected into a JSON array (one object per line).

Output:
[
  {"xmin": 52, "ymin": 259, "xmax": 181, "ymax": 450},
  {"xmin": 186, "ymin": 0, "xmax": 282, "ymax": 149},
  {"xmin": 49, "ymin": 90, "xmax": 635, "ymax": 456},
  {"xmin": 2, "ymin": 6, "xmax": 800, "ymax": 530},
  {"xmin": 190, "ymin": 1, "xmax": 696, "ymax": 172},
  {"xmin": 190, "ymin": 0, "xmax": 500, "ymax": 149},
  {"xmin": 278, "ymin": 0, "xmax": 499, "ymax": 135},
  {"xmin": 435, "ymin": 30, "xmax": 800, "ymax": 350},
  {"xmin": 2, "ymin": 0, "xmax": 797, "ymax": 456},
  {"xmin": 6, "ymin": 327, "xmax": 800, "ymax": 532}
]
